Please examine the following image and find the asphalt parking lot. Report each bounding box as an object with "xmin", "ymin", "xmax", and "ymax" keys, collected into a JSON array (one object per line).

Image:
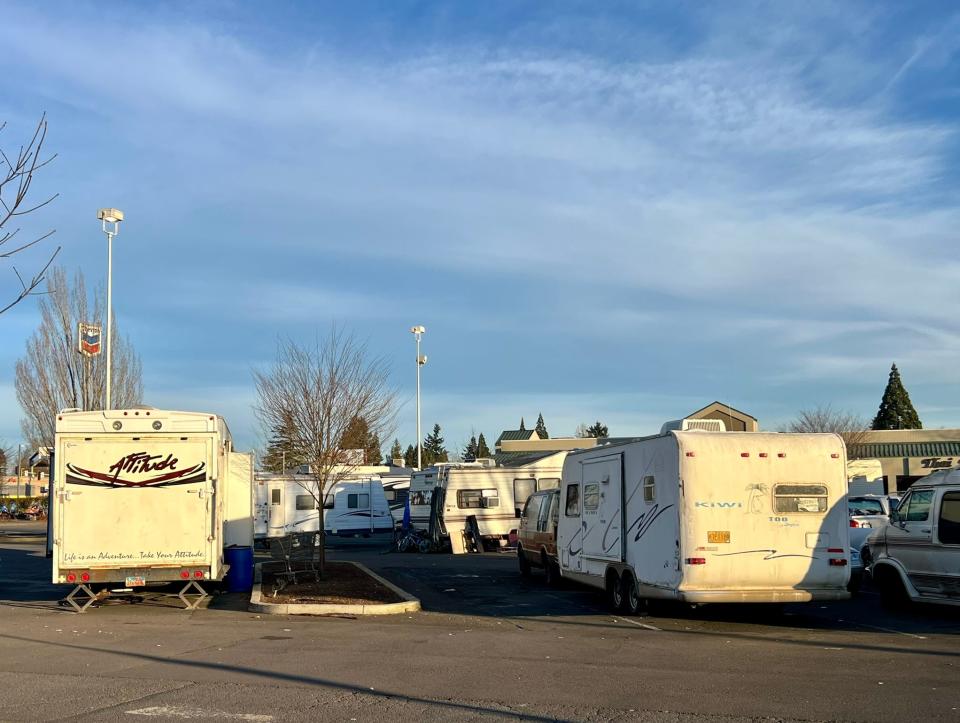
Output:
[{"xmin": 1, "ymin": 524, "xmax": 958, "ymax": 722}]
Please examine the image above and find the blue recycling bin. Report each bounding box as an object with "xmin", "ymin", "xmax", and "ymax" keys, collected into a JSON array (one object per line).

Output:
[{"xmin": 223, "ymin": 545, "xmax": 254, "ymax": 593}]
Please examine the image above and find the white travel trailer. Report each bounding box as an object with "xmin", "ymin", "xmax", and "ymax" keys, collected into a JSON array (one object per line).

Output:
[
  {"xmin": 409, "ymin": 453, "xmax": 567, "ymax": 547},
  {"xmin": 254, "ymin": 475, "xmax": 393, "ymax": 538},
  {"xmin": 556, "ymin": 430, "xmax": 851, "ymax": 611},
  {"xmin": 52, "ymin": 409, "xmax": 253, "ymax": 610},
  {"xmin": 381, "ymin": 472, "xmax": 411, "ymax": 523}
]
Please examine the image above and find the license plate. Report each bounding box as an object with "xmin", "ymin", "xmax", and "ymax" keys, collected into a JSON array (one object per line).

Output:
[
  {"xmin": 707, "ymin": 530, "xmax": 730, "ymax": 543},
  {"xmin": 125, "ymin": 576, "xmax": 146, "ymax": 587}
]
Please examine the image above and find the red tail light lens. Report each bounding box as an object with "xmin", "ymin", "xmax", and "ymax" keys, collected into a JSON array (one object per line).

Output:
[
  {"xmin": 80, "ymin": 572, "xmax": 90, "ymax": 582},
  {"xmin": 194, "ymin": 570, "xmax": 204, "ymax": 579},
  {"xmin": 66, "ymin": 572, "xmax": 77, "ymax": 583},
  {"xmin": 685, "ymin": 557, "xmax": 707, "ymax": 565},
  {"xmin": 850, "ymin": 519, "xmax": 859, "ymax": 528},
  {"xmin": 180, "ymin": 570, "xmax": 190, "ymax": 579},
  {"xmin": 829, "ymin": 558, "xmax": 847, "ymax": 566}
]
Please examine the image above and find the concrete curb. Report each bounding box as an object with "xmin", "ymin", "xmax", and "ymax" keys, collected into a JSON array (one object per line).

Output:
[{"xmin": 248, "ymin": 560, "xmax": 421, "ymax": 616}]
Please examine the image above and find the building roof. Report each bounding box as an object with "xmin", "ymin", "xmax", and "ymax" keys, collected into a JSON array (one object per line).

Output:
[
  {"xmin": 687, "ymin": 401, "xmax": 758, "ymax": 422},
  {"xmin": 493, "ymin": 450, "xmax": 563, "ymax": 467},
  {"xmin": 495, "ymin": 429, "xmax": 539, "ymax": 446},
  {"xmin": 848, "ymin": 441, "xmax": 960, "ymax": 459}
]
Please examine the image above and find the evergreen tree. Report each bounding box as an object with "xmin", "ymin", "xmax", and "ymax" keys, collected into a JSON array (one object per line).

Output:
[
  {"xmin": 387, "ymin": 439, "xmax": 403, "ymax": 465},
  {"xmin": 262, "ymin": 411, "xmax": 304, "ymax": 472},
  {"xmin": 535, "ymin": 413, "xmax": 549, "ymax": 439},
  {"xmin": 423, "ymin": 423, "xmax": 449, "ymax": 465},
  {"xmin": 476, "ymin": 433, "xmax": 491, "ymax": 458},
  {"xmin": 519, "ymin": 417, "xmax": 526, "ymax": 431},
  {"xmin": 339, "ymin": 416, "xmax": 382, "ymax": 464},
  {"xmin": 403, "ymin": 444, "xmax": 417, "ymax": 468},
  {"xmin": 462, "ymin": 435, "xmax": 478, "ymax": 462},
  {"xmin": 872, "ymin": 363, "xmax": 922, "ymax": 430},
  {"xmin": 585, "ymin": 421, "xmax": 609, "ymax": 438}
]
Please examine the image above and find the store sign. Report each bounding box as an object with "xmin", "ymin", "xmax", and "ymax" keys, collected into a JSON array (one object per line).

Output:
[
  {"xmin": 78, "ymin": 323, "xmax": 102, "ymax": 356},
  {"xmin": 920, "ymin": 457, "xmax": 954, "ymax": 469}
]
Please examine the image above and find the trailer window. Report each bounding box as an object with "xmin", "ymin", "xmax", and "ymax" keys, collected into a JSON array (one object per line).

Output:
[
  {"xmin": 938, "ymin": 492, "xmax": 960, "ymax": 545},
  {"xmin": 643, "ymin": 476, "xmax": 655, "ymax": 503},
  {"xmin": 514, "ymin": 478, "xmax": 536, "ymax": 516},
  {"xmin": 565, "ymin": 484, "xmax": 580, "ymax": 516},
  {"xmin": 348, "ymin": 493, "xmax": 369, "ymax": 509},
  {"xmin": 410, "ymin": 489, "xmax": 432, "ymax": 506},
  {"xmin": 482, "ymin": 489, "xmax": 500, "ymax": 507},
  {"xmin": 270, "ymin": 489, "xmax": 281, "ymax": 505},
  {"xmin": 583, "ymin": 483, "xmax": 600, "ymax": 511},
  {"xmin": 773, "ymin": 484, "xmax": 828, "ymax": 513},
  {"xmin": 384, "ymin": 490, "xmax": 396, "ymax": 502},
  {"xmin": 322, "ymin": 493, "xmax": 334, "ymax": 510},
  {"xmin": 538, "ymin": 478, "xmax": 560, "ymax": 490},
  {"xmin": 458, "ymin": 490, "xmax": 484, "ymax": 509},
  {"xmin": 295, "ymin": 495, "xmax": 316, "ymax": 510}
]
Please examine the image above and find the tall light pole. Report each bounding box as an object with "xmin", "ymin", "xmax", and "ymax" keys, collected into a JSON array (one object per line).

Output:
[
  {"xmin": 410, "ymin": 326, "xmax": 427, "ymax": 470},
  {"xmin": 97, "ymin": 208, "xmax": 124, "ymax": 410}
]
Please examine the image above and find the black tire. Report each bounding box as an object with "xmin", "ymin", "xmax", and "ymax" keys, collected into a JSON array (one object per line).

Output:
[
  {"xmin": 624, "ymin": 574, "xmax": 643, "ymax": 615},
  {"xmin": 542, "ymin": 552, "xmax": 559, "ymax": 587},
  {"xmin": 518, "ymin": 546, "xmax": 532, "ymax": 577},
  {"xmin": 607, "ymin": 571, "xmax": 625, "ymax": 612},
  {"xmin": 877, "ymin": 567, "xmax": 909, "ymax": 610}
]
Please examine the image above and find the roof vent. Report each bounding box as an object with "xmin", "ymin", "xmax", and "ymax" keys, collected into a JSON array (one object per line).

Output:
[{"xmin": 660, "ymin": 418, "xmax": 726, "ymax": 434}]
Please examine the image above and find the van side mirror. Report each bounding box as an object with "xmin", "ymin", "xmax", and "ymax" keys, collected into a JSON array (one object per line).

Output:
[{"xmin": 889, "ymin": 509, "xmax": 901, "ymax": 525}]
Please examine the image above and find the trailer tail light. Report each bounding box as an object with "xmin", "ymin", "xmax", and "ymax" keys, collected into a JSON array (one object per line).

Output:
[
  {"xmin": 759, "ymin": 452, "xmax": 768, "ymax": 458},
  {"xmin": 831, "ymin": 453, "xmax": 840, "ymax": 458},
  {"xmin": 66, "ymin": 572, "xmax": 77, "ymax": 583},
  {"xmin": 778, "ymin": 452, "xmax": 786, "ymax": 458},
  {"xmin": 194, "ymin": 570, "xmax": 204, "ymax": 579},
  {"xmin": 80, "ymin": 572, "xmax": 90, "ymax": 582},
  {"xmin": 740, "ymin": 452, "xmax": 749, "ymax": 458},
  {"xmin": 180, "ymin": 570, "xmax": 190, "ymax": 579},
  {"xmin": 685, "ymin": 451, "xmax": 695, "ymax": 457},
  {"xmin": 685, "ymin": 557, "xmax": 707, "ymax": 565},
  {"xmin": 828, "ymin": 548, "xmax": 844, "ymax": 553},
  {"xmin": 829, "ymin": 558, "xmax": 847, "ymax": 566}
]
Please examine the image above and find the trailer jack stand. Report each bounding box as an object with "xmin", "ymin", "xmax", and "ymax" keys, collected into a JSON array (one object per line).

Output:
[
  {"xmin": 63, "ymin": 584, "xmax": 100, "ymax": 613},
  {"xmin": 178, "ymin": 580, "xmax": 208, "ymax": 610}
]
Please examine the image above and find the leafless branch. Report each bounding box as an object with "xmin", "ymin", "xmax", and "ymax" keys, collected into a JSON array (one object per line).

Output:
[
  {"xmin": 1, "ymin": 113, "xmax": 59, "ymax": 316},
  {"xmin": 780, "ymin": 404, "xmax": 870, "ymax": 455}
]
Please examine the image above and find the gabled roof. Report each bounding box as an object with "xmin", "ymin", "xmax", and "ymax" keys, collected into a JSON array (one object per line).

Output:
[
  {"xmin": 495, "ymin": 429, "xmax": 539, "ymax": 445},
  {"xmin": 687, "ymin": 401, "xmax": 757, "ymax": 422}
]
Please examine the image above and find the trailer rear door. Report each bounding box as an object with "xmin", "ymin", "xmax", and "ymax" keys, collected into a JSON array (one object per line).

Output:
[
  {"xmin": 581, "ymin": 455, "xmax": 623, "ymax": 561},
  {"xmin": 58, "ymin": 436, "xmax": 214, "ymax": 570}
]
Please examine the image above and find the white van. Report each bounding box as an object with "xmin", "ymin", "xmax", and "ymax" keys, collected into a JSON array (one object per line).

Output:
[
  {"xmin": 557, "ymin": 430, "xmax": 851, "ymax": 612},
  {"xmin": 868, "ymin": 468, "xmax": 960, "ymax": 607}
]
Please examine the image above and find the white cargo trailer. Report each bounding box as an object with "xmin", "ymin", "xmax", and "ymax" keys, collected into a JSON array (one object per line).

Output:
[
  {"xmin": 557, "ymin": 430, "xmax": 851, "ymax": 611},
  {"xmin": 52, "ymin": 409, "xmax": 252, "ymax": 611}
]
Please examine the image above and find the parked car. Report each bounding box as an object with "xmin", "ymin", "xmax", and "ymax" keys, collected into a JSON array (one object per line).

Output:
[
  {"xmin": 517, "ymin": 488, "xmax": 560, "ymax": 585},
  {"xmin": 867, "ymin": 468, "xmax": 960, "ymax": 608},
  {"xmin": 848, "ymin": 547, "xmax": 863, "ymax": 594},
  {"xmin": 848, "ymin": 495, "xmax": 895, "ymax": 553}
]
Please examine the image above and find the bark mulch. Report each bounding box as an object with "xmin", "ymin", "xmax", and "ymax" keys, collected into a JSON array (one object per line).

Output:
[{"xmin": 262, "ymin": 561, "xmax": 402, "ymax": 605}]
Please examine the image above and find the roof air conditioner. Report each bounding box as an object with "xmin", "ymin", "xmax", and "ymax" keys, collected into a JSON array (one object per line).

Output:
[{"xmin": 660, "ymin": 418, "xmax": 726, "ymax": 434}]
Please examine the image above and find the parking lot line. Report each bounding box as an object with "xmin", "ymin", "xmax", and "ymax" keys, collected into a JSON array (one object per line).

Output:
[
  {"xmin": 616, "ymin": 617, "xmax": 661, "ymax": 631},
  {"xmin": 855, "ymin": 623, "xmax": 927, "ymax": 640}
]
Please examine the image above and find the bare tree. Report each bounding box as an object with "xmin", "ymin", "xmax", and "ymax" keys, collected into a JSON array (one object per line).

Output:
[
  {"xmin": 781, "ymin": 405, "xmax": 870, "ymax": 455},
  {"xmin": 253, "ymin": 329, "xmax": 398, "ymax": 572},
  {"xmin": 15, "ymin": 267, "xmax": 143, "ymax": 447},
  {"xmin": 1, "ymin": 113, "xmax": 60, "ymax": 315}
]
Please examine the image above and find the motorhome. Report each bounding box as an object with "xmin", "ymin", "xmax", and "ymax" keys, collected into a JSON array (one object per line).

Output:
[
  {"xmin": 254, "ymin": 475, "xmax": 393, "ymax": 538},
  {"xmin": 52, "ymin": 409, "xmax": 253, "ymax": 610},
  {"xmin": 381, "ymin": 472, "xmax": 412, "ymax": 523},
  {"xmin": 556, "ymin": 428, "xmax": 851, "ymax": 611},
  {"xmin": 408, "ymin": 453, "xmax": 567, "ymax": 549}
]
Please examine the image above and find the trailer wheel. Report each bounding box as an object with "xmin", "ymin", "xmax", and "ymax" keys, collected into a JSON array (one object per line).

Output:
[
  {"xmin": 607, "ymin": 571, "xmax": 625, "ymax": 612},
  {"xmin": 518, "ymin": 546, "xmax": 532, "ymax": 577},
  {"xmin": 623, "ymin": 573, "xmax": 643, "ymax": 615}
]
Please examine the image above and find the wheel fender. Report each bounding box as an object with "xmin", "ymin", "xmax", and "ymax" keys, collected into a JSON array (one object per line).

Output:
[{"xmin": 872, "ymin": 559, "xmax": 917, "ymax": 599}]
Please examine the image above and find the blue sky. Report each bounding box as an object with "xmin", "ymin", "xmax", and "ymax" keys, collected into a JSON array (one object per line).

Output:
[{"xmin": 1, "ymin": 1, "xmax": 958, "ymax": 455}]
